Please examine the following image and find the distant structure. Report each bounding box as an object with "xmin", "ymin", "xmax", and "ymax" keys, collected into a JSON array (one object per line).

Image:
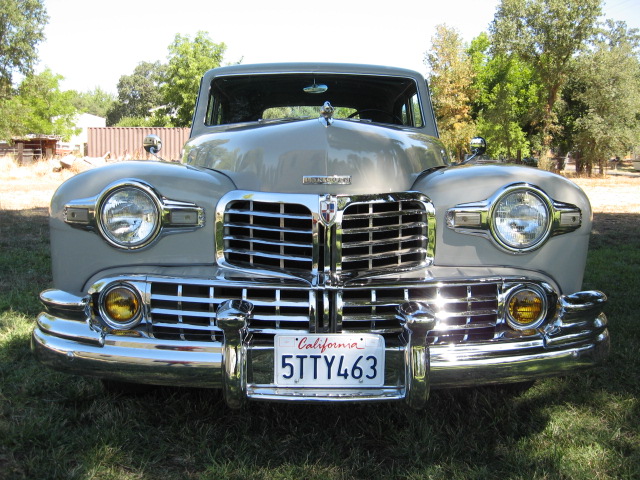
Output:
[
  {"xmin": 0, "ymin": 135, "xmax": 61, "ymax": 165},
  {"xmin": 67, "ymin": 113, "xmax": 106, "ymax": 155},
  {"xmin": 87, "ymin": 127, "xmax": 190, "ymax": 161}
]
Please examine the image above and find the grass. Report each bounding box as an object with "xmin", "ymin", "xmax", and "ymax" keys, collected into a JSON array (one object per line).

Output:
[{"xmin": 1, "ymin": 160, "xmax": 639, "ymax": 479}]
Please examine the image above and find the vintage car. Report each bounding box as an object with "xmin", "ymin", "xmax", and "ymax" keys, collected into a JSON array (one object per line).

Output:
[{"xmin": 33, "ymin": 63, "xmax": 609, "ymax": 408}]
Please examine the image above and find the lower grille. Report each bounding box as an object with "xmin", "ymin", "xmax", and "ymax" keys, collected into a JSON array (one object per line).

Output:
[
  {"xmin": 341, "ymin": 282, "xmax": 499, "ymax": 343},
  {"xmin": 147, "ymin": 279, "xmax": 501, "ymax": 344},
  {"xmin": 149, "ymin": 281, "xmax": 313, "ymax": 340}
]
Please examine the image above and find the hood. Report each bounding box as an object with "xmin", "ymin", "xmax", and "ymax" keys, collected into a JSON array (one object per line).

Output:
[{"xmin": 183, "ymin": 119, "xmax": 447, "ymax": 194}]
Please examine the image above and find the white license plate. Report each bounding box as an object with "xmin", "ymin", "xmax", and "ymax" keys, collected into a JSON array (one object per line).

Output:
[{"xmin": 274, "ymin": 334, "xmax": 385, "ymax": 387}]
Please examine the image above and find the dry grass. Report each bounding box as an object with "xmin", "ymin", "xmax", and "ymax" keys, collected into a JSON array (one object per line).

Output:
[
  {"xmin": 570, "ymin": 175, "xmax": 640, "ymax": 213},
  {"xmin": 0, "ymin": 156, "xmax": 89, "ymax": 210}
]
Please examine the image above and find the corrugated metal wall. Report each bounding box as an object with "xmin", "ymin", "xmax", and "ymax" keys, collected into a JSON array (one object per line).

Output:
[{"xmin": 87, "ymin": 127, "xmax": 190, "ymax": 161}]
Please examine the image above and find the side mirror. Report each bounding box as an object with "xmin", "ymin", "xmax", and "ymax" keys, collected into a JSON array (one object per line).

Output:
[
  {"xmin": 470, "ymin": 137, "xmax": 487, "ymax": 156},
  {"xmin": 143, "ymin": 134, "xmax": 163, "ymax": 155},
  {"xmin": 462, "ymin": 137, "xmax": 487, "ymax": 164}
]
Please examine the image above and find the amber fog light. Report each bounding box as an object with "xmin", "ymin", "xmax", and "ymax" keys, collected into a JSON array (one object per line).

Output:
[
  {"xmin": 99, "ymin": 284, "xmax": 143, "ymax": 329},
  {"xmin": 506, "ymin": 287, "xmax": 546, "ymax": 331}
]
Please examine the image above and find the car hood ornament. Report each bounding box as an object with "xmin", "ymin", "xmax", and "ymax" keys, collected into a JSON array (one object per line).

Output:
[{"xmin": 319, "ymin": 101, "xmax": 334, "ymax": 127}]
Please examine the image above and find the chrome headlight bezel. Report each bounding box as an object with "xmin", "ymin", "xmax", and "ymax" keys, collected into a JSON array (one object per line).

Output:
[
  {"xmin": 446, "ymin": 183, "xmax": 582, "ymax": 254},
  {"xmin": 489, "ymin": 186, "xmax": 552, "ymax": 252},
  {"xmin": 63, "ymin": 178, "xmax": 205, "ymax": 251},
  {"xmin": 96, "ymin": 182, "xmax": 163, "ymax": 250}
]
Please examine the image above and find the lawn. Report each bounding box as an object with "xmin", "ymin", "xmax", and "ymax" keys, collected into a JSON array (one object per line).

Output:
[{"xmin": 0, "ymin": 160, "xmax": 638, "ymax": 479}]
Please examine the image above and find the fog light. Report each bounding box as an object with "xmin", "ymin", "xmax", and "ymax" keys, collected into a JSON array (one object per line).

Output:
[
  {"xmin": 506, "ymin": 287, "xmax": 546, "ymax": 331},
  {"xmin": 100, "ymin": 284, "xmax": 142, "ymax": 329}
]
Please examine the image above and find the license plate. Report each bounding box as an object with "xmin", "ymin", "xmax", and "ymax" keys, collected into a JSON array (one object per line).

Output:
[{"xmin": 274, "ymin": 334, "xmax": 385, "ymax": 387}]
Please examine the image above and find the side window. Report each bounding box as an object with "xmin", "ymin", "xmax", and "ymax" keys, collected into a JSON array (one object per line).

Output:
[
  {"xmin": 401, "ymin": 94, "xmax": 424, "ymax": 127},
  {"xmin": 205, "ymin": 93, "xmax": 222, "ymax": 125}
]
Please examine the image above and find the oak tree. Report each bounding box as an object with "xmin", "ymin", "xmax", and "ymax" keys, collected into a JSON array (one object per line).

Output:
[{"xmin": 491, "ymin": 0, "xmax": 601, "ymax": 168}]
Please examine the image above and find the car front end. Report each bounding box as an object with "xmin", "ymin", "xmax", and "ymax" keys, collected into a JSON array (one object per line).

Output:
[{"xmin": 32, "ymin": 64, "xmax": 609, "ymax": 408}]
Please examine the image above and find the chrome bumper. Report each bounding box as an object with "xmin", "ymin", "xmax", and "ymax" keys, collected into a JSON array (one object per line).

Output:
[{"xmin": 32, "ymin": 290, "xmax": 609, "ymax": 409}]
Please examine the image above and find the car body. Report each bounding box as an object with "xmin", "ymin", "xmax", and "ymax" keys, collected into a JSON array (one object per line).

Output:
[{"xmin": 32, "ymin": 63, "xmax": 609, "ymax": 408}]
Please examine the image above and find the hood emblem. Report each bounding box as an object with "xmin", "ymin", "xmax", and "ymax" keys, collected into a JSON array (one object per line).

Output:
[
  {"xmin": 320, "ymin": 197, "xmax": 337, "ymax": 225},
  {"xmin": 303, "ymin": 175, "xmax": 351, "ymax": 185},
  {"xmin": 319, "ymin": 101, "xmax": 334, "ymax": 127}
]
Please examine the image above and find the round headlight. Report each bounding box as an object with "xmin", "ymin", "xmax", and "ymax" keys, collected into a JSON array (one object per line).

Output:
[
  {"xmin": 98, "ymin": 185, "xmax": 161, "ymax": 249},
  {"xmin": 99, "ymin": 284, "xmax": 143, "ymax": 329},
  {"xmin": 506, "ymin": 287, "xmax": 547, "ymax": 331},
  {"xmin": 491, "ymin": 188, "xmax": 550, "ymax": 251}
]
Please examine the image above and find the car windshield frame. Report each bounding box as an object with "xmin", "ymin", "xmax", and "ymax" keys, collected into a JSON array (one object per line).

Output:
[{"xmin": 204, "ymin": 72, "xmax": 425, "ymax": 128}]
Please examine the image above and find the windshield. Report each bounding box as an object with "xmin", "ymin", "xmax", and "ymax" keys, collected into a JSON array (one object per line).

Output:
[{"xmin": 205, "ymin": 73, "xmax": 424, "ymax": 127}]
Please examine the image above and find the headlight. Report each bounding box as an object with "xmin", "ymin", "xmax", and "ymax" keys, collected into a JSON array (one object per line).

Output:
[
  {"xmin": 98, "ymin": 184, "xmax": 161, "ymax": 249},
  {"xmin": 491, "ymin": 188, "xmax": 551, "ymax": 251},
  {"xmin": 99, "ymin": 283, "xmax": 143, "ymax": 329},
  {"xmin": 506, "ymin": 286, "xmax": 547, "ymax": 331}
]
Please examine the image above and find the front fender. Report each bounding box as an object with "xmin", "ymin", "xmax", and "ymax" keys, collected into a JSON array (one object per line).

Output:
[
  {"xmin": 50, "ymin": 161, "xmax": 236, "ymax": 294},
  {"xmin": 413, "ymin": 164, "xmax": 593, "ymax": 294}
]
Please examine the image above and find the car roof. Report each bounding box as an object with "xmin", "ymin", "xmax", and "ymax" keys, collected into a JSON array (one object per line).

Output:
[{"xmin": 202, "ymin": 63, "xmax": 424, "ymax": 81}]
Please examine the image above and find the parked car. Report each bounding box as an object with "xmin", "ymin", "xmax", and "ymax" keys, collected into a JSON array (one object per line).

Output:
[{"xmin": 33, "ymin": 63, "xmax": 609, "ymax": 408}]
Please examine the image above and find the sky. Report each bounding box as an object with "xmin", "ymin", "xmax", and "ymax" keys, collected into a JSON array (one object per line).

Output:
[{"xmin": 36, "ymin": 0, "xmax": 640, "ymax": 94}]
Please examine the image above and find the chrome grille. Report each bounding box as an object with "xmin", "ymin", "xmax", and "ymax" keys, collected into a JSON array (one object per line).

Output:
[
  {"xmin": 220, "ymin": 193, "xmax": 431, "ymax": 276},
  {"xmin": 340, "ymin": 199, "xmax": 428, "ymax": 272},
  {"xmin": 147, "ymin": 279, "xmax": 500, "ymax": 344},
  {"xmin": 341, "ymin": 282, "xmax": 500, "ymax": 343},
  {"xmin": 149, "ymin": 280, "xmax": 313, "ymax": 340},
  {"xmin": 223, "ymin": 200, "xmax": 314, "ymax": 271}
]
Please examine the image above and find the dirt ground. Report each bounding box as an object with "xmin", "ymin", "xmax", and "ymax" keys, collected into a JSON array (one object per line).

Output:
[{"xmin": 1, "ymin": 157, "xmax": 638, "ymax": 214}]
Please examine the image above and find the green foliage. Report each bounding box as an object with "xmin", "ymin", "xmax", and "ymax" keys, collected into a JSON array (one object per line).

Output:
[
  {"xmin": 108, "ymin": 33, "xmax": 228, "ymax": 127},
  {"xmin": 491, "ymin": 0, "xmax": 603, "ymax": 166},
  {"xmin": 564, "ymin": 21, "xmax": 640, "ymax": 174},
  {"xmin": 162, "ymin": 32, "xmax": 226, "ymax": 127},
  {"xmin": 106, "ymin": 61, "xmax": 167, "ymax": 126},
  {"xmin": 70, "ymin": 87, "xmax": 115, "ymax": 118},
  {"xmin": 425, "ymin": 24, "xmax": 476, "ymax": 161},
  {"xmin": 469, "ymin": 35, "xmax": 539, "ymax": 160},
  {"xmin": 0, "ymin": 69, "xmax": 78, "ymax": 140},
  {"xmin": 0, "ymin": 0, "xmax": 48, "ymax": 94},
  {"xmin": 115, "ymin": 115, "xmax": 172, "ymax": 128}
]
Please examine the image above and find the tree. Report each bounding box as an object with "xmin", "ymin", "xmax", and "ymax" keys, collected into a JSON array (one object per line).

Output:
[
  {"xmin": 162, "ymin": 31, "xmax": 226, "ymax": 127},
  {"xmin": 10, "ymin": 69, "xmax": 78, "ymax": 139},
  {"xmin": 563, "ymin": 21, "xmax": 640, "ymax": 175},
  {"xmin": 70, "ymin": 87, "xmax": 115, "ymax": 118},
  {"xmin": 0, "ymin": 0, "xmax": 48, "ymax": 95},
  {"xmin": 425, "ymin": 24, "xmax": 476, "ymax": 161},
  {"xmin": 491, "ymin": 0, "xmax": 602, "ymax": 168},
  {"xmin": 469, "ymin": 33, "xmax": 539, "ymax": 160},
  {"xmin": 107, "ymin": 61, "xmax": 167, "ymax": 125}
]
